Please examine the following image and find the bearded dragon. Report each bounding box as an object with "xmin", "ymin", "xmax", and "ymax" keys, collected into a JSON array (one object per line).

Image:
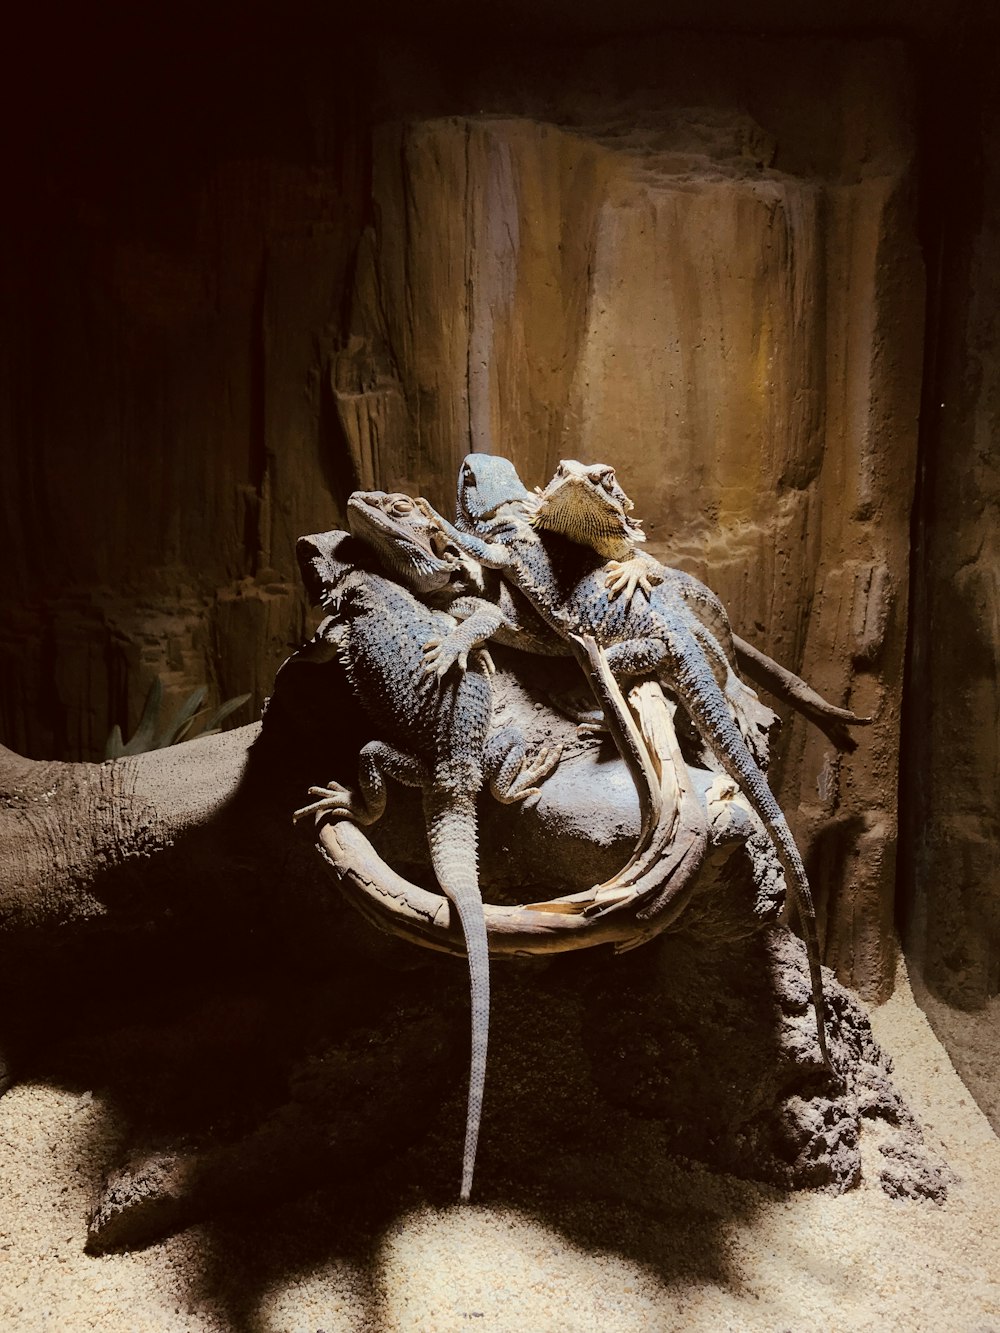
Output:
[
  {"xmin": 345, "ymin": 489, "xmax": 663, "ymax": 846},
  {"xmin": 532, "ymin": 459, "xmax": 871, "ymax": 752},
  {"xmin": 345, "ymin": 489, "xmax": 564, "ymax": 665},
  {"xmin": 292, "ymin": 529, "xmax": 560, "ymax": 1199},
  {"xmin": 429, "ymin": 454, "xmax": 843, "ymax": 1068}
]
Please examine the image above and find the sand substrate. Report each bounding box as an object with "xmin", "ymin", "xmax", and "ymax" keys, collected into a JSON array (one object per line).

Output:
[{"xmin": 1, "ymin": 954, "xmax": 998, "ymax": 1333}]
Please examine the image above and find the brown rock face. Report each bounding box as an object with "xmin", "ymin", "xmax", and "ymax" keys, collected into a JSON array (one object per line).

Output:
[
  {"xmin": 0, "ymin": 46, "xmax": 370, "ymax": 761},
  {"xmin": 333, "ymin": 40, "xmax": 923, "ymax": 998}
]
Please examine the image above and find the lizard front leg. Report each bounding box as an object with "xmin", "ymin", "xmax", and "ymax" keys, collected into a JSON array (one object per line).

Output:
[
  {"xmin": 421, "ymin": 597, "xmax": 506, "ymax": 679},
  {"xmin": 293, "ymin": 741, "xmax": 427, "ymax": 823},
  {"xmin": 485, "ymin": 725, "xmax": 563, "ymax": 804},
  {"xmin": 434, "ymin": 511, "xmax": 518, "ymax": 573},
  {"xmin": 603, "ymin": 555, "xmax": 664, "ymax": 605}
]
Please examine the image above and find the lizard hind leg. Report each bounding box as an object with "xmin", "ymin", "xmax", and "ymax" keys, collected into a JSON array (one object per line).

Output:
[
  {"xmin": 687, "ymin": 620, "xmax": 777, "ymax": 770},
  {"xmin": 722, "ymin": 672, "xmax": 779, "ymax": 771},
  {"xmin": 485, "ymin": 726, "xmax": 563, "ymax": 804},
  {"xmin": 293, "ymin": 740, "xmax": 427, "ymax": 824}
]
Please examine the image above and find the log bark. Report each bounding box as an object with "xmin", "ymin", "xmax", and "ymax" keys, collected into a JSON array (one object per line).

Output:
[{"xmin": 0, "ymin": 728, "xmax": 260, "ymax": 935}]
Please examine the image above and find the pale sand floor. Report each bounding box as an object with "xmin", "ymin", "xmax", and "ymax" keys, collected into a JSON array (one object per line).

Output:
[{"xmin": 1, "ymin": 955, "xmax": 998, "ymax": 1333}]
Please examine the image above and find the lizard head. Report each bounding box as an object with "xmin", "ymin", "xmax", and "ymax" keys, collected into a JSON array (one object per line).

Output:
[
  {"xmin": 531, "ymin": 459, "xmax": 646, "ymax": 560},
  {"xmin": 457, "ymin": 454, "xmax": 539, "ymax": 527},
  {"xmin": 347, "ymin": 490, "xmax": 474, "ymax": 596}
]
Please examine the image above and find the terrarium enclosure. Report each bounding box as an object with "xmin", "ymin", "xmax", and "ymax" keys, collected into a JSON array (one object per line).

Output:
[
  {"xmin": 2, "ymin": 7, "xmax": 995, "ymax": 1018},
  {"xmin": 0, "ymin": 1, "xmax": 998, "ymax": 1323}
]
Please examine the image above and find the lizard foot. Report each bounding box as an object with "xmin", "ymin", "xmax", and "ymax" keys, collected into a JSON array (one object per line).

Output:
[
  {"xmin": 421, "ymin": 635, "xmax": 466, "ymax": 678},
  {"xmin": 506, "ymin": 742, "xmax": 564, "ymax": 802},
  {"xmin": 726, "ymin": 680, "xmax": 776, "ymax": 769},
  {"xmin": 547, "ymin": 685, "xmax": 603, "ymax": 727},
  {"xmin": 422, "ymin": 635, "xmax": 495, "ymax": 680},
  {"xmin": 576, "ymin": 720, "xmax": 608, "ymax": 741},
  {"xmin": 292, "ymin": 780, "xmax": 374, "ymax": 824},
  {"xmin": 604, "ymin": 557, "xmax": 663, "ymax": 605},
  {"xmin": 471, "ymin": 646, "xmax": 495, "ymax": 676}
]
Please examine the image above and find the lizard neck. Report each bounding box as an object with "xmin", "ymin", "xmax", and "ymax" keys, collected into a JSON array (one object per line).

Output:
[{"xmin": 586, "ymin": 532, "xmax": 637, "ymax": 561}]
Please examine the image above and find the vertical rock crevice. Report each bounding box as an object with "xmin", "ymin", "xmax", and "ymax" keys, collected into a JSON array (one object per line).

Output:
[{"xmin": 901, "ymin": 32, "xmax": 1000, "ymax": 1014}]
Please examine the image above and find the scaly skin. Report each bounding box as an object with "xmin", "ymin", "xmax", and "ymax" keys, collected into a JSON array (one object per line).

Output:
[
  {"xmin": 441, "ymin": 455, "xmax": 837, "ymax": 1069},
  {"xmin": 346, "ymin": 480, "xmax": 869, "ymax": 750},
  {"xmin": 292, "ymin": 532, "xmax": 559, "ymax": 1199},
  {"xmin": 346, "ymin": 488, "xmax": 660, "ymax": 831},
  {"xmin": 532, "ymin": 460, "xmax": 778, "ymax": 761},
  {"xmin": 480, "ymin": 458, "xmax": 873, "ymax": 747},
  {"xmin": 347, "ymin": 490, "xmax": 567, "ymax": 660}
]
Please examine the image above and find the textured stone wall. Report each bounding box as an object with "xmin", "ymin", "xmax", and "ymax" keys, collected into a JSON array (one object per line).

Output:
[{"xmin": 0, "ymin": 35, "xmax": 370, "ymax": 760}]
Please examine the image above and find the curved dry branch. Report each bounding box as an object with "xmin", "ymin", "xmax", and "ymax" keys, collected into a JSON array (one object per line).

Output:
[{"xmin": 312, "ymin": 657, "xmax": 730, "ymax": 957}]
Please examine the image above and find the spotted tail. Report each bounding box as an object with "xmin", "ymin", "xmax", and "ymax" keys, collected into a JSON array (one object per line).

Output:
[{"xmin": 425, "ymin": 791, "xmax": 490, "ymax": 1201}]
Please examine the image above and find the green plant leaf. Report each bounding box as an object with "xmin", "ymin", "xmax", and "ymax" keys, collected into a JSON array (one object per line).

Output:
[
  {"xmin": 104, "ymin": 724, "xmax": 126, "ymax": 761},
  {"xmin": 200, "ymin": 693, "xmax": 252, "ymax": 734},
  {"xmin": 106, "ymin": 679, "xmax": 251, "ymax": 756},
  {"xmin": 121, "ymin": 678, "xmax": 164, "ymax": 756},
  {"xmin": 155, "ymin": 686, "xmax": 207, "ymax": 748}
]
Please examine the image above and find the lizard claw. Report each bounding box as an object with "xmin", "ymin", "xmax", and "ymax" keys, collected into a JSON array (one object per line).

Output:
[
  {"xmin": 293, "ymin": 780, "xmax": 360, "ymax": 822},
  {"xmin": 576, "ymin": 720, "xmax": 608, "ymax": 740},
  {"xmin": 604, "ymin": 558, "xmax": 663, "ymax": 604},
  {"xmin": 421, "ymin": 635, "xmax": 469, "ymax": 679},
  {"xmin": 507, "ymin": 741, "xmax": 564, "ymax": 801},
  {"xmin": 472, "ymin": 646, "xmax": 495, "ymax": 676}
]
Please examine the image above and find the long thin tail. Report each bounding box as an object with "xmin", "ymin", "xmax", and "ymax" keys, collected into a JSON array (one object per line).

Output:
[
  {"xmin": 425, "ymin": 792, "xmax": 490, "ymax": 1201},
  {"xmin": 670, "ymin": 649, "xmax": 831, "ymax": 1069},
  {"xmin": 733, "ymin": 634, "xmax": 872, "ymax": 751}
]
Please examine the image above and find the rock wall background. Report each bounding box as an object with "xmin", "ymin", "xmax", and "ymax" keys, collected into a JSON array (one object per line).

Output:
[{"xmin": 0, "ymin": 8, "xmax": 995, "ymax": 1027}]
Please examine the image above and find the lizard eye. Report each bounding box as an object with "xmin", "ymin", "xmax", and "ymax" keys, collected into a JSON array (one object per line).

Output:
[
  {"xmin": 389, "ymin": 496, "xmax": 413, "ymax": 517},
  {"xmin": 462, "ymin": 465, "xmax": 476, "ymax": 488},
  {"xmin": 590, "ymin": 468, "xmax": 616, "ymax": 493}
]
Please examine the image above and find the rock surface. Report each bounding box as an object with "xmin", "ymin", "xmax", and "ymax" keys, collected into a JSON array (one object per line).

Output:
[{"xmin": 0, "ymin": 956, "xmax": 992, "ymax": 1333}]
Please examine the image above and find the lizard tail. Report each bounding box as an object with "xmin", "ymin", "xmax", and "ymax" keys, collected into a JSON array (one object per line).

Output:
[
  {"xmin": 668, "ymin": 648, "xmax": 832, "ymax": 1071},
  {"xmin": 424, "ymin": 791, "xmax": 490, "ymax": 1202}
]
